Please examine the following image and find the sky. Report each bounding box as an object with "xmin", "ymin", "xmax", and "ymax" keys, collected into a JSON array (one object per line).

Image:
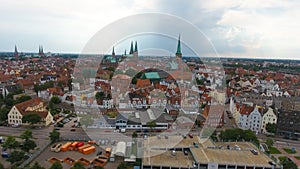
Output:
[{"xmin": 0, "ymin": 0, "xmax": 300, "ymax": 59}]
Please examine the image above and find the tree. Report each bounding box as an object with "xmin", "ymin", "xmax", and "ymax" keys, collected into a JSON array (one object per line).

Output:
[
  {"xmin": 21, "ymin": 139, "xmax": 37, "ymax": 152},
  {"xmin": 70, "ymin": 162, "xmax": 85, "ymax": 169},
  {"xmin": 20, "ymin": 129, "xmax": 33, "ymax": 141},
  {"xmin": 49, "ymin": 162, "xmax": 63, "ymax": 169},
  {"xmin": 6, "ymin": 150, "xmax": 25, "ymax": 164},
  {"xmin": 15, "ymin": 95, "xmax": 32, "ymax": 104},
  {"xmin": 93, "ymin": 167, "xmax": 104, "ymax": 169},
  {"xmin": 266, "ymin": 123, "xmax": 277, "ymax": 133},
  {"xmin": 49, "ymin": 129, "xmax": 60, "ymax": 143},
  {"xmin": 22, "ymin": 113, "xmax": 42, "ymax": 125},
  {"xmin": 147, "ymin": 120, "xmax": 156, "ymax": 132},
  {"xmin": 0, "ymin": 107, "xmax": 10, "ymax": 122},
  {"xmin": 266, "ymin": 139, "xmax": 274, "ymax": 148},
  {"xmin": 30, "ymin": 162, "xmax": 45, "ymax": 169},
  {"xmin": 2, "ymin": 136, "xmax": 19, "ymax": 152},
  {"xmin": 0, "ymin": 163, "xmax": 4, "ymax": 169},
  {"xmin": 50, "ymin": 96, "xmax": 61, "ymax": 104},
  {"xmin": 95, "ymin": 92, "xmax": 105, "ymax": 100},
  {"xmin": 132, "ymin": 131, "xmax": 138, "ymax": 138},
  {"xmin": 117, "ymin": 162, "xmax": 129, "ymax": 169},
  {"xmin": 279, "ymin": 157, "xmax": 298, "ymax": 169}
]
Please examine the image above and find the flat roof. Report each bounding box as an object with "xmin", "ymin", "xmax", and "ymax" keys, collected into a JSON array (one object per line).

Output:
[
  {"xmin": 143, "ymin": 137, "xmax": 277, "ymax": 168},
  {"xmin": 143, "ymin": 150, "xmax": 194, "ymax": 168}
]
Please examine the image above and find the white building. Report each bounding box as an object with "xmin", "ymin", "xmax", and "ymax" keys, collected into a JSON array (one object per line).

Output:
[
  {"xmin": 261, "ymin": 107, "xmax": 277, "ymax": 134},
  {"xmin": 249, "ymin": 107, "xmax": 263, "ymax": 134},
  {"xmin": 8, "ymin": 98, "xmax": 54, "ymax": 126}
]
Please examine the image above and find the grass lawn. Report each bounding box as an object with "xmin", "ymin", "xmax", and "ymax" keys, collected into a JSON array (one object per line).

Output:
[
  {"xmin": 278, "ymin": 156, "xmax": 287, "ymax": 161},
  {"xmin": 295, "ymin": 156, "xmax": 300, "ymax": 160},
  {"xmin": 283, "ymin": 148, "xmax": 297, "ymax": 154},
  {"xmin": 269, "ymin": 146, "xmax": 281, "ymax": 154}
]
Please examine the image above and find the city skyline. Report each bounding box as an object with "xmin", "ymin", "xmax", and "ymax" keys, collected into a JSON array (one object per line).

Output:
[{"xmin": 1, "ymin": 0, "xmax": 300, "ymax": 59}]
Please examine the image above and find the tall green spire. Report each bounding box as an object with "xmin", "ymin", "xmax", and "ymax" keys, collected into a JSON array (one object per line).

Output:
[
  {"xmin": 112, "ymin": 46, "xmax": 115, "ymax": 56},
  {"xmin": 134, "ymin": 41, "xmax": 138, "ymax": 52},
  {"xmin": 129, "ymin": 41, "xmax": 134, "ymax": 54},
  {"xmin": 124, "ymin": 49, "xmax": 127, "ymax": 56},
  {"xmin": 176, "ymin": 34, "xmax": 182, "ymax": 56}
]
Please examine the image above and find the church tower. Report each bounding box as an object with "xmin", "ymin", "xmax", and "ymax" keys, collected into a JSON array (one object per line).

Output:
[
  {"xmin": 133, "ymin": 41, "xmax": 138, "ymax": 59},
  {"xmin": 14, "ymin": 45, "xmax": 19, "ymax": 60},
  {"xmin": 129, "ymin": 41, "xmax": 134, "ymax": 55},
  {"xmin": 38, "ymin": 45, "xmax": 44, "ymax": 57},
  {"xmin": 175, "ymin": 34, "xmax": 182, "ymax": 59},
  {"xmin": 112, "ymin": 46, "xmax": 115, "ymax": 57}
]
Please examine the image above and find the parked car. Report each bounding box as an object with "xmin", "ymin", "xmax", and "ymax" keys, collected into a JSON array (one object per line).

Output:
[
  {"xmin": 188, "ymin": 133, "xmax": 193, "ymax": 138},
  {"xmin": 70, "ymin": 129, "xmax": 76, "ymax": 132}
]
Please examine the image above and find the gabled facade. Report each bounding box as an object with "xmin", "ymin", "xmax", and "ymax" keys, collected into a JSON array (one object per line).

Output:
[
  {"xmin": 7, "ymin": 98, "xmax": 53, "ymax": 126},
  {"xmin": 249, "ymin": 107, "xmax": 263, "ymax": 134},
  {"xmin": 261, "ymin": 107, "xmax": 277, "ymax": 134}
]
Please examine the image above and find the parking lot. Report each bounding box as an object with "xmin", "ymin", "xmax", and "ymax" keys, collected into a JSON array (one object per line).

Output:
[{"xmin": 32, "ymin": 141, "xmax": 121, "ymax": 169}]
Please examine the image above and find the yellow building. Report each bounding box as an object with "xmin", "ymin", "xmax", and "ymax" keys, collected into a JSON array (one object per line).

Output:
[{"xmin": 8, "ymin": 97, "xmax": 54, "ymax": 126}]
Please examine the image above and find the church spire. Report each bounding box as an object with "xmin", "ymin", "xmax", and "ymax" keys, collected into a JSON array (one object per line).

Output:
[
  {"xmin": 112, "ymin": 46, "xmax": 115, "ymax": 56},
  {"xmin": 134, "ymin": 41, "xmax": 138, "ymax": 52},
  {"xmin": 129, "ymin": 41, "xmax": 134, "ymax": 54},
  {"xmin": 176, "ymin": 34, "xmax": 182, "ymax": 58},
  {"xmin": 14, "ymin": 45, "xmax": 19, "ymax": 60}
]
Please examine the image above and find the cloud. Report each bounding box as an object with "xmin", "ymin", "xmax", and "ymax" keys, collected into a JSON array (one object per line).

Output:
[{"xmin": 0, "ymin": 0, "xmax": 299, "ymax": 59}]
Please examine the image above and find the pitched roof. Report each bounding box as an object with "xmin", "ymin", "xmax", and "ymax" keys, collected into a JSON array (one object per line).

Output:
[
  {"xmin": 15, "ymin": 97, "xmax": 43, "ymax": 115},
  {"xmin": 240, "ymin": 105, "xmax": 254, "ymax": 115}
]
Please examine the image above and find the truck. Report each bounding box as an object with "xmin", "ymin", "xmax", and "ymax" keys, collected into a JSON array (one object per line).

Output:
[
  {"xmin": 78, "ymin": 144, "xmax": 91, "ymax": 153},
  {"xmin": 82, "ymin": 146, "xmax": 96, "ymax": 155},
  {"xmin": 70, "ymin": 141, "xmax": 79, "ymax": 150},
  {"xmin": 60, "ymin": 142, "xmax": 72, "ymax": 152}
]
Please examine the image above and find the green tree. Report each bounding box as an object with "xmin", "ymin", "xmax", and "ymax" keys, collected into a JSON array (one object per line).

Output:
[
  {"xmin": 132, "ymin": 131, "xmax": 138, "ymax": 138},
  {"xmin": 21, "ymin": 139, "xmax": 37, "ymax": 152},
  {"xmin": 0, "ymin": 163, "xmax": 4, "ymax": 169},
  {"xmin": 266, "ymin": 139, "xmax": 274, "ymax": 148},
  {"xmin": 15, "ymin": 95, "xmax": 32, "ymax": 104},
  {"xmin": 266, "ymin": 123, "xmax": 277, "ymax": 133},
  {"xmin": 125, "ymin": 68, "xmax": 137, "ymax": 77},
  {"xmin": 0, "ymin": 107, "xmax": 10, "ymax": 122},
  {"xmin": 147, "ymin": 120, "xmax": 156, "ymax": 132},
  {"xmin": 49, "ymin": 162, "xmax": 63, "ymax": 169},
  {"xmin": 70, "ymin": 162, "xmax": 85, "ymax": 169},
  {"xmin": 22, "ymin": 113, "xmax": 42, "ymax": 125},
  {"xmin": 279, "ymin": 157, "xmax": 298, "ymax": 169},
  {"xmin": 20, "ymin": 129, "xmax": 33, "ymax": 141},
  {"xmin": 49, "ymin": 129, "xmax": 60, "ymax": 143},
  {"xmin": 6, "ymin": 150, "xmax": 24, "ymax": 164},
  {"xmin": 2, "ymin": 136, "xmax": 19, "ymax": 152},
  {"xmin": 117, "ymin": 162, "xmax": 129, "ymax": 169},
  {"xmin": 93, "ymin": 167, "xmax": 104, "ymax": 169},
  {"xmin": 95, "ymin": 92, "xmax": 105, "ymax": 100},
  {"xmin": 50, "ymin": 96, "xmax": 61, "ymax": 104},
  {"xmin": 30, "ymin": 161, "xmax": 45, "ymax": 169}
]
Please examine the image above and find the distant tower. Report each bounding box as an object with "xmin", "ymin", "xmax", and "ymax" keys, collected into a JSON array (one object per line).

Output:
[
  {"xmin": 112, "ymin": 46, "xmax": 115, "ymax": 57},
  {"xmin": 133, "ymin": 41, "xmax": 138, "ymax": 59},
  {"xmin": 14, "ymin": 45, "xmax": 19, "ymax": 60},
  {"xmin": 38, "ymin": 45, "xmax": 44, "ymax": 57},
  {"xmin": 129, "ymin": 41, "xmax": 134, "ymax": 55},
  {"xmin": 175, "ymin": 34, "xmax": 183, "ymax": 70},
  {"xmin": 175, "ymin": 34, "xmax": 182, "ymax": 59}
]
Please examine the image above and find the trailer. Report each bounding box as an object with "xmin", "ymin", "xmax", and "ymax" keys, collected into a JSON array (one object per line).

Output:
[
  {"xmin": 77, "ymin": 157, "xmax": 90, "ymax": 166},
  {"xmin": 78, "ymin": 144, "xmax": 91, "ymax": 153},
  {"xmin": 60, "ymin": 142, "xmax": 72, "ymax": 152},
  {"xmin": 82, "ymin": 146, "xmax": 96, "ymax": 155},
  {"xmin": 70, "ymin": 141, "xmax": 79, "ymax": 150}
]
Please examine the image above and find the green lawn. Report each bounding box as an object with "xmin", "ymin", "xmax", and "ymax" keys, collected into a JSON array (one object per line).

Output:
[
  {"xmin": 278, "ymin": 156, "xmax": 287, "ymax": 161},
  {"xmin": 295, "ymin": 156, "xmax": 300, "ymax": 160},
  {"xmin": 283, "ymin": 148, "xmax": 297, "ymax": 154},
  {"xmin": 269, "ymin": 146, "xmax": 281, "ymax": 154}
]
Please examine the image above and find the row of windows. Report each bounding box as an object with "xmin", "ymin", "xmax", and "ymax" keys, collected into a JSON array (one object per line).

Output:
[
  {"xmin": 9, "ymin": 120, "xmax": 21, "ymax": 124},
  {"xmin": 9, "ymin": 115, "xmax": 21, "ymax": 119}
]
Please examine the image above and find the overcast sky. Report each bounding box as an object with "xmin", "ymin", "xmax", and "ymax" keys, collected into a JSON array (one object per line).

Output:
[{"xmin": 1, "ymin": 0, "xmax": 300, "ymax": 59}]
